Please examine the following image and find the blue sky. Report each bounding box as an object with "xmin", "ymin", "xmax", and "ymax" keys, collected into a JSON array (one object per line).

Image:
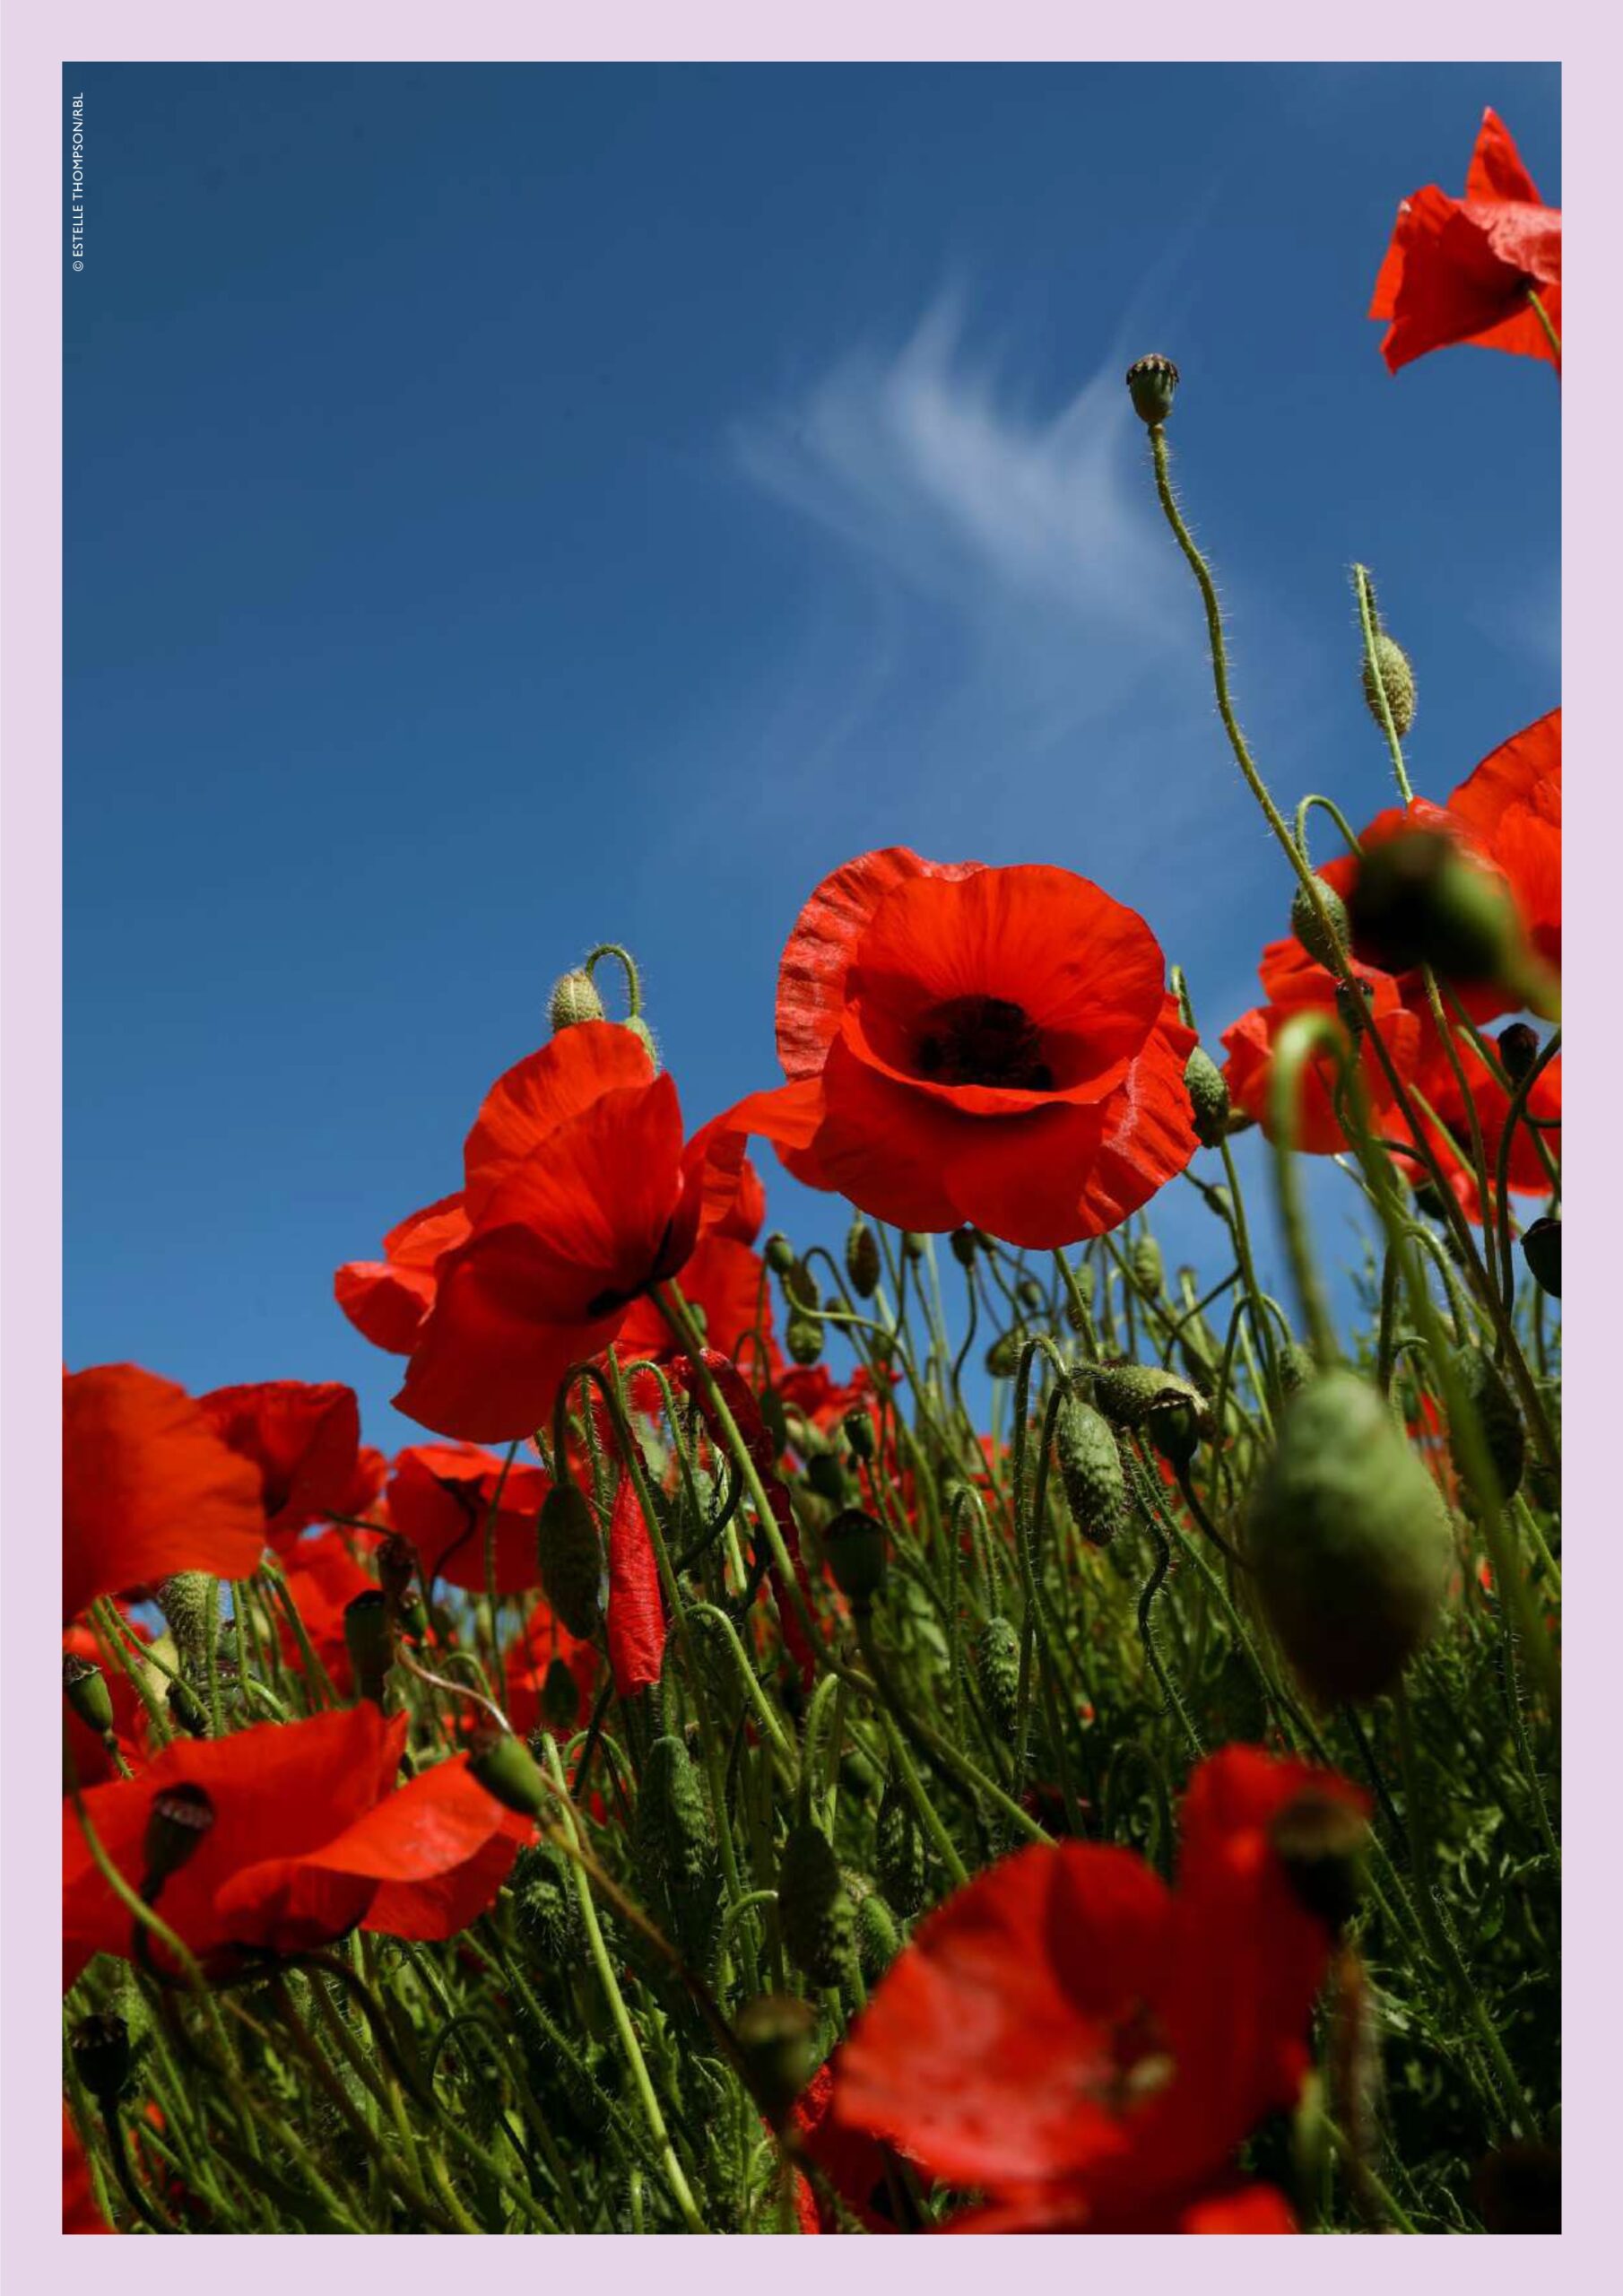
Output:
[{"xmin": 65, "ymin": 63, "xmax": 1560, "ymax": 1447}]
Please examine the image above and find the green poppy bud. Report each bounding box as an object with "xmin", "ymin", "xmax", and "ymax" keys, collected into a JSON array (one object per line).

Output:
[
  {"xmin": 805, "ymin": 1451, "xmax": 848, "ymax": 1507},
  {"xmin": 1347, "ymin": 828, "xmax": 1523, "ymax": 986},
  {"xmin": 1124, "ymin": 352, "xmax": 1179, "ymax": 425},
  {"xmin": 765, "ymin": 1232, "xmax": 797, "ymax": 1277},
  {"xmin": 1148, "ymin": 1398, "xmax": 1203, "ymax": 1473},
  {"xmin": 1247, "ymin": 1370, "xmax": 1453, "ymax": 1704},
  {"xmin": 623, "ymin": 1014, "xmax": 660, "ymax": 1072},
  {"xmin": 976, "ymin": 1615, "xmax": 1022, "ymax": 1741},
  {"xmin": 537, "ymin": 1485, "xmax": 603, "ymax": 1640},
  {"xmin": 901, "ymin": 1232, "xmax": 927, "ymax": 1263},
  {"xmin": 985, "ymin": 1328, "xmax": 1024, "ymax": 1378},
  {"xmin": 777, "ymin": 1821, "xmax": 855, "ymax": 1988},
  {"xmin": 820, "ymin": 1508, "xmax": 887, "ymax": 1610},
  {"xmin": 63, "ymin": 1651, "xmax": 116, "ymax": 1739},
  {"xmin": 636, "ymin": 1735, "xmax": 712, "ymax": 1908},
  {"xmin": 166, "ymin": 1678, "xmax": 210, "ymax": 1736},
  {"xmin": 845, "ymin": 1216, "xmax": 881, "ymax": 1298},
  {"xmin": 1183, "ymin": 1045, "xmax": 1230, "ymax": 1149},
  {"xmin": 511, "ymin": 1842, "xmax": 580, "ymax": 1962},
  {"xmin": 71, "ymin": 2011, "xmax": 132, "ymax": 2109},
  {"xmin": 1521, "ymin": 1215, "xmax": 1561, "ymax": 1299},
  {"xmin": 548, "ymin": 969, "xmax": 606, "ymax": 1031},
  {"xmin": 785, "ymin": 1313, "xmax": 824, "ymax": 1367},
  {"xmin": 1361, "ymin": 631, "xmax": 1417, "ymax": 738},
  {"xmin": 1291, "ymin": 877, "xmax": 1350, "ymax": 972},
  {"xmin": 155, "ymin": 1571, "xmax": 214, "ymax": 1674},
  {"xmin": 855, "ymin": 1891, "xmax": 900, "ymax": 1985},
  {"xmin": 1278, "ymin": 1341, "xmax": 1317, "ymax": 1396},
  {"xmin": 467, "ymin": 1726, "xmax": 549, "ymax": 1820},
  {"xmin": 1129, "ymin": 1235, "xmax": 1164, "ymax": 1296},
  {"xmin": 842, "ymin": 1407, "xmax": 876, "ymax": 1464},
  {"xmin": 949, "ymin": 1224, "xmax": 978, "ymax": 1269},
  {"xmin": 874, "ymin": 1776, "xmax": 928, "ymax": 1917},
  {"xmin": 1054, "ymin": 1387, "xmax": 1128, "ymax": 1547},
  {"xmin": 1448, "ymin": 1344, "xmax": 1526, "ymax": 1503},
  {"xmin": 540, "ymin": 1655, "xmax": 582, "ymax": 1734},
  {"xmin": 734, "ymin": 1995, "xmax": 817, "ymax": 2129},
  {"xmin": 1090, "ymin": 1362, "xmax": 1210, "ymax": 1435},
  {"xmin": 143, "ymin": 1781, "xmax": 215, "ymax": 1893}
]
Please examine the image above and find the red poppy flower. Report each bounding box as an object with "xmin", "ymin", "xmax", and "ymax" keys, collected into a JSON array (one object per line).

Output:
[
  {"xmin": 1446, "ymin": 709, "xmax": 1560, "ymax": 974},
  {"xmin": 64, "ymin": 1707, "xmax": 529, "ymax": 1988},
  {"xmin": 273, "ymin": 1529, "xmax": 383, "ymax": 1693},
  {"xmin": 731, "ymin": 851, "xmax": 1198, "ymax": 1250},
  {"xmin": 198, "ymin": 1380, "xmax": 363, "ymax": 1552},
  {"xmin": 830, "ymin": 1746, "xmax": 1367, "ymax": 2232},
  {"xmin": 338, "ymin": 1023, "xmax": 737, "ymax": 1443},
  {"xmin": 1371, "ymin": 109, "xmax": 1560, "ymax": 374},
  {"xmin": 63, "ymin": 1619, "xmax": 151, "ymax": 1789},
  {"xmin": 1222, "ymin": 963, "xmax": 1424, "ymax": 1155},
  {"xmin": 385, "ymin": 1442, "xmax": 551, "ymax": 1596},
  {"xmin": 64, "ymin": 1365, "xmax": 267, "ymax": 1626},
  {"xmin": 616, "ymin": 1232, "xmax": 772, "ymax": 1378},
  {"xmin": 1403, "ymin": 1022, "xmax": 1561, "ymax": 1223}
]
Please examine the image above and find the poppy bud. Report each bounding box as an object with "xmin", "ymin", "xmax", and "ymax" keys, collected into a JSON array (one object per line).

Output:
[
  {"xmin": 143, "ymin": 1781, "xmax": 216, "ymax": 1893},
  {"xmin": 1291, "ymin": 876, "xmax": 1350, "ymax": 972},
  {"xmin": 537, "ymin": 1484, "xmax": 603, "ymax": 1640},
  {"xmin": 1054, "ymin": 1387, "xmax": 1129, "ymax": 1546},
  {"xmin": 901, "ymin": 1232, "xmax": 927, "ymax": 1262},
  {"xmin": 845, "ymin": 1216, "xmax": 881, "ymax": 1298},
  {"xmin": 540, "ymin": 1655, "xmax": 582, "ymax": 1734},
  {"xmin": 1448, "ymin": 1344, "xmax": 1526, "ymax": 1503},
  {"xmin": 785, "ymin": 1313, "xmax": 823, "ymax": 1367},
  {"xmin": 343, "ymin": 1589, "xmax": 395, "ymax": 1704},
  {"xmin": 759, "ymin": 1387, "xmax": 790, "ymax": 1457},
  {"xmin": 1183, "ymin": 1044, "xmax": 1230, "ymax": 1150},
  {"xmin": 1148, "ymin": 1398, "xmax": 1202, "ymax": 1473},
  {"xmin": 1270, "ymin": 1790, "xmax": 1370, "ymax": 1935},
  {"xmin": 855, "ymin": 1891, "xmax": 900, "ymax": 1985},
  {"xmin": 1246, "ymin": 1370, "xmax": 1453, "ymax": 1704},
  {"xmin": 155, "ymin": 1571, "xmax": 214, "ymax": 1673},
  {"xmin": 777, "ymin": 1820, "xmax": 855, "ymax": 1988},
  {"xmin": 765, "ymin": 1232, "xmax": 797, "ymax": 1277},
  {"xmin": 985, "ymin": 1328, "xmax": 1024, "ymax": 1378},
  {"xmin": 548, "ymin": 969, "xmax": 606, "ymax": 1031},
  {"xmin": 1346, "ymin": 827, "xmax": 1523, "ymax": 986},
  {"xmin": 1496, "ymin": 1022, "xmax": 1540, "ymax": 1084},
  {"xmin": 1124, "ymin": 352, "xmax": 1179, "ymax": 425},
  {"xmin": 376, "ymin": 1532, "xmax": 418, "ymax": 1611},
  {"xmin": 512, "ymin": 1842, "xmax": 580, "ymax": 1961},
  {"xmin": 1090, "ymin": 1362, "xmax": 1210, "ymax": 1434},
  {"xmin": 734, "ymin": 1994, "xmax": 817, "ymax": 2129},
  {"xmin": 623, "ymin": 1014, "xmax": 660, "ymax": 1071},
  {"xmin": 636, "ymin": 1735, "xmax": 712, "ymax": 1906},
  {"xmin": 842, "ymin": 1407, "xmax": 876, "ymax": 1464},
  {"xmin": 781, "ymin": 1256, "xmax": 819, "ymax": 1311},
  {"xmin": 63, "ymin": 1651, "xmax": 117, "ymax": 1739},
  {"xmin": 71, "ymin": 2011, "xmax": 132, "ymax": 2109},
  {"xmin": 1278, "ymin": 1340, "xmax": 1317, "ymax": 1396},
  {"xmin": 875, "ymin": 1776, "xmax": 928, "ymax": 1917},
  {"xmin": 466, "ymin": 1726, "xmax": 549, "ymax": 1820},
  {"xmin": 976, "ymin": 1616, "xmax": 1023, "ymax": 1741},
  {"xmin": 1129, "ymin": 1235, "xmax": 1164, "ymax": 1296},
  {"xmin": 1520, "ymin": 1215, "xmax": 1561, "ymax": 1300},
  {"xmin": 166, "ymin": 1677, "xmax": 210, "ymax": 1736},
  {"xmin": 1361, "ymin": 631, "xmax": 1417, "ymax": 738},
  {"xmin": 821, "ymin": 1508, "xmax": 887, "ymax": 1610},
  {"xmin": 949, "ymin": 1224, "xmax": 978, "ymax": 1268}
]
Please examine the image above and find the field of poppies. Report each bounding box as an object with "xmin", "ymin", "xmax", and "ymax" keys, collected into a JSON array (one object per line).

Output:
[{"xmin": 62, "ymin": 107, "xmax": 1561, "ymax": 2236}]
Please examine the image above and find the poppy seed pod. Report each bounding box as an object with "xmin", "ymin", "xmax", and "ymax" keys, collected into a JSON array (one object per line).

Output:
[
  {"xmin": 143, "ymin": 1781, "xmax": 216, "ymax": 1893},
  {"xmin": 734, "ymin": 1994, "xmax": 817, "ymax": 2128},
  {"xmin": 1361, "ymin": 631, "xmax": 1417, "ymax": 738},
  {"xmin": 845, "ymin": 1215, "xmax": 881, "ymax": 1298},
  {"xmin": 1247, "ymin": 1370, "xmax": 1453, "ymax": 1704},
  {"xmin": 1125, "ymin": 352, "xmax": 1179, "ymax": 424},
  {"xmin": 63, "ymin": 1650, "xmax": 117, "ymax": 1739},
  {"xmin": 1496, "ymin": 1022, "xmax": 1540, "ymax": 1084},
  {"xmin": 1291, "ymin": 876, "xmax": 1350, "ymax": 972},
  {"xmin": 1449, "ymin": 1344, "xmax": 1526, "ymax": 1503},
  {"xmin": 71, "ymin": 2011, "xmax": 132, "ymax": 2109},
  {"xmin": 1346, "ymin": 827, "xmax": 1522, "ymax": 985},
  {"xmin": 1184, "ymin": 1045, "xmax": 1230, "ymax": 1149},
  {"xmin": 536, "ymin": 1484, "xmax": 603, "ymax": 1640},
  {"xmin": 1054, "ymin": 1387, "xmax": 1129, "ymax": 1547},
  {"xmin": 467, "ymin": 1726, "xmax": 549, "ymax": 1820},
  {"xmin": 778, "ymin": 1820, "xmax": 855, "ymax": 1987},
  {"xmin": 821, "ymin": 1508, "xmax": 887, "ymax": 1609},
  {"xmin": 548, "ymin": 968, "xmax": 606, "ymax": 1031},
  {"xmin": 976, "ymin": 1616, "xmax": 1022, "ymax": 1741},
  {"xmin": 1520, "ymin": 1215, "xmax": 1561, "ymax": 1300}
]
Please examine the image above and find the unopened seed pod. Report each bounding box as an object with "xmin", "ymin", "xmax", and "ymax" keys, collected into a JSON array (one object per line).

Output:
[
  {"xmin": 536, "ymin": 1485, "xmax": 603, "ymax": 1640},
  {"xmin": 1054, "ymin": 1387, "xmax": 1128, "ymax": 1546},
  {"xmin": 874, "ymin": 1777, "xmax": 928, "ymax": 1917},
  {"xmin": 976, "ymin": 1616, "xmax": 1022, "ymax": 1741},
  {"xmin": 777, "ymin": 1821, "xmax": 854, "ymax": 1987},
  {"xmin": 1247, "ymin": 1370, "xmax": 1453, "ymax": 1704},
  {"xmin": 1361, "ymin": 631, "xmax": 1417, "ymax": 738},
  {"xmin": 1124, "ymin": 352, "xmax": 1179, "ymax": 424},
  {"xmin": 63, "ymin": 1651, "xmax": 116, "ymax": 1738},
  {"xmin": 1184, "ymin": 1045, "xmax": 1230, "ymax": 1149},
  {"xmin": 1291, "ymin": 877, "xmax": 1350, "ymax": 972},
  {"xmin": 1448, "ymin": 1344, "xmax": 1526, "ymax": 1503},
  {"xmin": 845, "ymin": 1217, "xmax": 881, "ymax": 1298}
]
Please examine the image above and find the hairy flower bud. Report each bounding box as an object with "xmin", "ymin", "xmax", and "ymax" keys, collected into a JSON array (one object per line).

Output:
[
  {"xmin": 537, "ymin": 1484, "xmax": 603, "ymax": 1639},
  {"xmin": 1129, "ymin": 1235, "xmax": 1164, "ymax": 1296},
  {"xmin": 155, "ymin": 1571, "xmax": 214, "ymax": 1674},
  {"xmin": 1090, "ymin": 1362, "xmax": 1210, "ymax": 1434},
  {"xmin": 785, "ymin": 1312, "xmax": 823, "ymax": 1367},
  {"xmin": 820, "ymin": 1508, "xmax": 887, "ymax": 1611},
  {"xmin": 845, "ymin": 1216, "xmax": 881, "ymax": 1298},
  {"xmin": 855, "ymin": 1890, "xmax": 900, "ymax": 1985},
  {"xmin": 1054, "ymin": 1387, "xmax": 1128, "ymax": 1546},
  {"xmin": 985, "ymin": 1328, "xmax": 1024, "ymax": 1378},
  {"xmin": 548, "ymin": 969, "xmax": 606, "ymax": 1032},
  {"xmin": 1291, "ymin": 876, "xmax": 1350, "ymax": 972},
  {"xmin": 1124, "ymin": 352, "xmax": 1179, "ymax": 424},
  {"xmin": 1247, "ymin": 1370, "xmax": 1453, "ymax": 1704},
  {"xmin": 1361, "ymin": 631, "xmax": 1417, "ymax": 738},
  {"xmin": 874, "ymin": 1776, "xmax": 928, "ymax": 1917},
  {"xmin": 1347, "ymin": 828, "xmax": 1523, "ymax": 987},
  {"xmin": 765, "ymin": 1232, "xmax": 797, "ymax": 1277},
  {"xmin": 467, "ymin": 1725, "xmax": 549, "ymax": 1819},
  {"xmin": 842, "ymin": 1407, "xmax": 876, "ymax": 1464},
  {"xmin": 1184, "ymin": 1044, "xmax": 1230, "ymax": 1148},
  {"xmin": 778, "ymin": 1820, "xmax": 855, "ymax": 1987},
  {"xmin": 976, "ymin": 1616, "xmax": 1022, "ymax": 1741}
]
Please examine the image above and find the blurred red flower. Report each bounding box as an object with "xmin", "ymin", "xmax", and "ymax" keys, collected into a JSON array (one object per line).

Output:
[
  {"xmin": 1371, "ymin": 109, "xmax": 1560, "ymax": 373},
  {"xmin": 386, "ymin": 1441, "xmax": 551, "ymax": 1596},
  {"xmin": 731, "ymin": 850, "xmax": 1197, "ymax": 1249},
  {"xmin": 64, "ymin": 1707, "xmax": 529, "ymax": 1987},
  {"xmin": 64, "ymin": 1365, "xmax": 267, "ymax": 1626},
  {"xmin": 199, "ymin": 1379, "xmax": 363, "ymax": 1551},
  {"xmin": 829, "ymin": 1746, "xmax": 1366, "ymax": 2232}
]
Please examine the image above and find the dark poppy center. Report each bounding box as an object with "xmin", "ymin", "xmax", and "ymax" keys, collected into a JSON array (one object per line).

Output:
[{"xmin": 914, "ymin": 996, "xmax": 1055, "ymax": 1092}]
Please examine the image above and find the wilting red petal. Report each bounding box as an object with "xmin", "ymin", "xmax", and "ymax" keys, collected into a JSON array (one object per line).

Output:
[
  {"xmin": 64, "ymin": 1365, "xmax": 267, "ymax": 1625},
  {"xmin": 606, "ymin": 1469, "xmax": 667, "ymax": 1695}
]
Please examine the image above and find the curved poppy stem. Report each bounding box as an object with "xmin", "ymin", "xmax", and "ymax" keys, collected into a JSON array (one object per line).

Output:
[{"xmin": 1525, "ymin": 287, "xmax": 1561, "ymax": 365}]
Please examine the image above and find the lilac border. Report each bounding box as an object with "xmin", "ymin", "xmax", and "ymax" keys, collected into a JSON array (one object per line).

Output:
[{"xmin": 4, "ymin": 5, "xmax": 1599, "ymax": 2281}]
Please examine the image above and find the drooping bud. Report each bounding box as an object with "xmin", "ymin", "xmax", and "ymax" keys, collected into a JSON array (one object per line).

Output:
[
  {"xmin": 985, "ymin": 1328, "xmax": 1024, "ymax": 1378},
  {"xmin": 1053, "ymin": 1387, "xmax": 1128, "ymax": 1546},
  {"xmin": 1520, "ymin": 1215, "xmax": 1561, "ymax": 1300},
  {"xmin": 782, "ymin": 1256, "xmax": 819, "ymax": 1311},
  {"xmin": 1148, "ymin": 1397, "xmax": 1203, "ymax": 1473},
  {"xmin": 511, "ymin": 1842, "xmax": 580, "ymax": 1962},
  {"xmin": 343, "ymin": 1589, "xmax": 395, "ymax": 1704},
  {"xmin": 1278, "ymin": 1340, "xmax": 1317, "ymax": 1396},
  {"xmin": 1291, "ymin": 876, "xmax": 1350, "ymax": 972},
  {"xmin": 1124, "ymin": 352, "xmax": 1179, "ymax": 425},
  {"xmin": 1270, "ymin": 1790, "xmax": 1370, "ymax": 1934},
  {"xmin": 155, "ymin": 1571, "xmax": 214, "ymax": 1674},
  {"xmin": 874, "ymin": 1776, "xmax": 928, "ymax": 1917},
  {"xmin": 734, "ymin": 1994, "xmax": 817, "ymax": 2129},
  {"xmin": 71, "ymin": 2011, "xmax": 132, "ymax": 2109},
  {"xmin": 1361, "ymin": 631, "xmax": 1417, "ymax": 738},
  {"xmin": 548, "ymin": 969, "xmax": 606, "ymax": 1032},
  {"xmin": 636, "ymin": 1735, "xmax": 713, "ymax": 1918},
  {"xmin": 1346, "ymin": 828, "xmax": 1525, "ymax": 987},
  {"xmin": 785, "ymin": 1313, "xmax": 823, "ymax": 1367},
  {"xmin": 842, "ymin": 1407, "xmax": 876, "ymax": 1464},
  {"xmin": 1089, "ymin": 1362, "xmax": 1210, "ymax": 1435},
  {"xmin": 1496, "ymin": 1022, "xmax": 1540, "ymax": 1084},
  {"xmin": 820, "ymin": 1509, "xmax": 887, "ymax": 1611},
  {"xmin": 777, "ymin": 1820, "xmax": 855, "ymax": 1987},
  {"xmin": 949, "ymin": 1224, "xmax": 978, "ymax": 1269},
  {"xmin": 166, "ymin": 1678, "xmax": 210, "ymax": 1736},
  {"xmin": 143, "ymin": 1781, "xmax": 216, "ymax": 1893},
  {"xmin": 63, "ymin": 1651, "xmax": 116, "ymax": 1739},
  {"xmin": 466, "ymin": 1724, "xmax": 549, "ymax": 1819},
  {"xmin": 540, "ymin": 1655, "xmax": 582, "ymax": 1735},
  {"xmin": 845, "ymin": 1216, "xmax": 881, "ymax": 1298},
  {"xmin": 623, "ymin": 1015, "xmax": 660, "ymax": 1071},
  {"xmin": 1184, "ymin": 1044, "xmax": 1230, "ymax": 1148},
  {"xmin": 1246, "ymin": 1370, "xmax": 1453, "ymax": 1704},
  {"xmin": 1448, "ymin": 1344, "xmax": 1526, "ymax": 1504},
  {"xmin": 1128, "ymin": 1235, "xmax": 1164, "ymax": 1296},
  {"xmin": 536, "ymin": 1484, "xmax": 603, "ymax": 1639},
  {"xmin": 976, "ymin": 1615, "xmax": 1022, "ymax": 1741},
  {"xmin": 765, "ymin": 1232, "xmax": 797, "ymax": 1277}
]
